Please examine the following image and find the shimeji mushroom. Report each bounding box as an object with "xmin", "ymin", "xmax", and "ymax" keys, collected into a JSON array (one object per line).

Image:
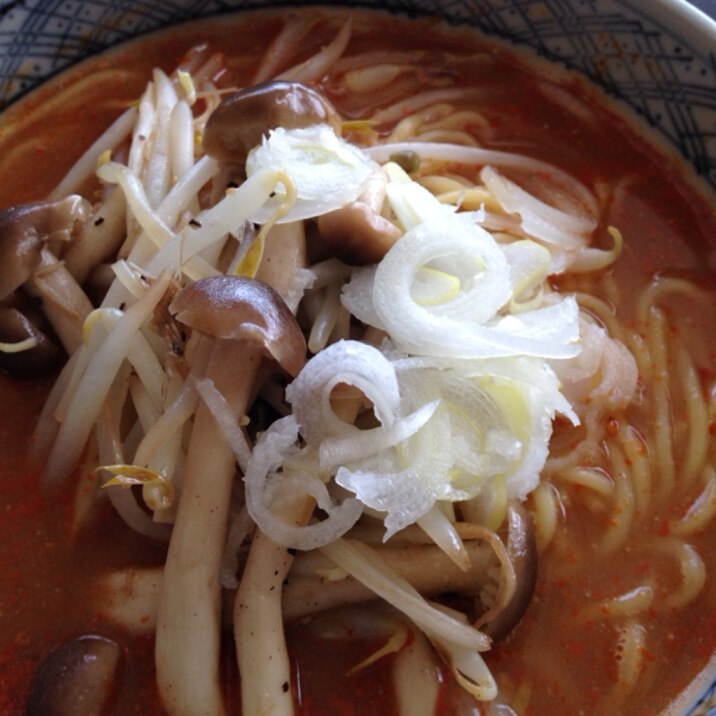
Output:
[
  {"xmin": 317, "ymin": 168, "xmax": 401, "ymax": 265},
  {"xmin": 155, "ymin": 275, "xmax": 306, "ymax": 716},
  {"xmin": 203, "ymin": 80, "xmax": 342, "ymax": 169},
  {"xmin": 478, "ymin": 502, "xmax": 538, "ymax": 641},
  {"xmin": 0, "ymin": 196, "xmax": 92, "ymax": 374},
  {"xmin": 25, "ymin": 635, "xmax": 121, "ymax": 716},
  {"xmin": 0, "ymin": 195, "xmax": 89, "ymax": 299},
  {"xmin": 0, "ymin": 306, "xmax": 60, "ymax": 377}
]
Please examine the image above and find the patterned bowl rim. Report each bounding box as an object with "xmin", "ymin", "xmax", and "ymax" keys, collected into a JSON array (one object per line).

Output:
[{"xmin": 0, "ymin": 1, "xmax": 714, "ymax": 715}]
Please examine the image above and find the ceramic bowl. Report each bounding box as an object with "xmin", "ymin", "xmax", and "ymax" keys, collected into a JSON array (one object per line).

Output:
[{"xmin": 0, "ymin": 1, "xmax": 715, "ymax": 713}]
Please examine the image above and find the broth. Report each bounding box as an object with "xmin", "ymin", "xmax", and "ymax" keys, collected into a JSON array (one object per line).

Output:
[{"xmin": 0, "ymin": 8, "xmax": 715, "ymax": 716}]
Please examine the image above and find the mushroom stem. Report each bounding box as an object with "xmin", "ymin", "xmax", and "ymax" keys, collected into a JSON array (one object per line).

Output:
[
  {"xmin": 480, "ymin": 502, "xmax": 538, "ymax": 641},
  {"xmin": 234, "ymin": 495, "xmax": 314, "ymax": 716},
  {"xmin": 255, "ymin": 221, "xmax": 307, "ymax": 309},
  {"xmin": 316, "ymin": 168, "xmax": 400, "ymax": 265},
  {"xmin": 234, "ymin": 226, "xmax": 308, "ymax": 716},
  {"xmin": 62, "ymin": 188, "xmax": 127, "ymax": 285},
  {"xmin": 282, "ymin": 538, "xmax": 499, "ymax": 620},
  {"xmin": 156, "ymin": 338, "xmax": 261, "ymax": 716},
  {"xmin": 96, "ymin": 538, "xmax": 502, "ymax": 634},
  {"xmin": 25, "ymin": 247, "xmax": 93, "ymax": 353}
]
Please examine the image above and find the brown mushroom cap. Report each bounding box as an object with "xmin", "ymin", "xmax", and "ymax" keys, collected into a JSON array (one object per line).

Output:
[
  {"xmin": 25, "ymin": 634, "xmax": 121, "ymax": 716},
  {"xmin": 0, "ymin": 195, "xmax": 89, "ymax": 300},
  {"xmin": 203, "ymin": 81, "xmax": 342, "ymax": 166},
  {"xmin": 169, "ymin": 275, "xmax": 307, "ymax": 378}
]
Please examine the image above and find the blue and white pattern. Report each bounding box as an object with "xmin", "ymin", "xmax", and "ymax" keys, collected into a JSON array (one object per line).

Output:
[
  {"xmin": 0, "ymin": 1, "xmax": 715, "ymax": 713},
  {"xmin": 1, "ymin": 0, "xmax": 716, "ymax": 190}
]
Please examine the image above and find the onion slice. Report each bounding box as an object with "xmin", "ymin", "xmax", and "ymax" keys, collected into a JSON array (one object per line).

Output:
[
  {"xmin": 243, "ymin": 416, "xmax": 363, "ymax": 550},
  {"xmin": 246, "ymin": 125, "xmax": 374, "ymax": 224}
]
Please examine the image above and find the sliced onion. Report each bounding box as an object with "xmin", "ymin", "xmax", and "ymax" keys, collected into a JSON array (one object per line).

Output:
[
  {"xmin": 336, "ymin": 402, "xmax": 454, "ymax": 538},
  {"xmin": 383, "ymin": 161, "xmax": 454, "ymax": 230},
  {"xmin": 366, "ymin": 141, "xmax": 598, "ymax": 219},
  {"xmin": 286, "ymin": 339, "xmax": 401, "ymax": 446},
  {"xmin": 243, "ymin": 416, "xmax": 363, "ymax": 550},
  {"xmin": 340, "ymin": 266, "xmax": 385, "ymax": 329},
  {"xmin": 319, "ymin": 399, "xmax": 440, "ymax": 469},
  {"xmin": 368, "ymin": 217, "xmax": 579, "ymax": 359},
  {"xmin": 500, "ymin": 240, "xmax": 551, "ymax": 303},
  {"xmin": 480, "ymin": 165, "xmax": 592, "ymax": 249},
  {"xmin": 246, "ymin": 125, "xmax": 374, "ymax": 224}
]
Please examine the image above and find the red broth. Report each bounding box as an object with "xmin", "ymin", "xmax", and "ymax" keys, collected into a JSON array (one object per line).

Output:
[{"xmin": 0, "ymin": 8, "xmax": 715, "ymax": 716}]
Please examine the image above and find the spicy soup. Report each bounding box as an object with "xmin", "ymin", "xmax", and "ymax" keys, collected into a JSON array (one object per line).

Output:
[{"xmin": 0, "ymin": 8, "xmax": 715, "ymax": 716}]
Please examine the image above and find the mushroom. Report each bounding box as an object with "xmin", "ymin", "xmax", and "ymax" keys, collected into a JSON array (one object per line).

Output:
[
  {"xmin": 281, "ymin": 538, "xmax": 504, "ymax": 621},
  {"xmin": 316, "ymin": 166, "xmax": 401, "ymax": 265},
  {"xmin": 24, "ymin": 247, "xmax": 94, "ymax": 353},
  {"xmin": 62, "ymin": 188, "xmax": 127, "ymax": 286},
  {"xmin": 155, "ymin": 275, "xmax": 306, "ymax": 716},
  {"xmin": 316, "ymin": 201, "xmax": 401, "ymax": 265},
  {"xmin": 25, "ymin": 634, "xmax": 121, "ymax": 716},
  {"xmin": 168, "ymin": 275, "xmax": 306, "ymax": 378},
  {"xmin": 0, "ymin": 195, "xmax": 89, "ymax": 301},
  {"xmin": 0, "ymin": 195, "xmax": 93, "ymax": 365},
  {"xmin": 481, "ymin": 501, "xmax": 538, "ymax": 641},
  {"xmin": 0, "ymin": 306, "xmax": 60, "ymax": 378},
  {"xmin": 203, "ymin": 80, "xmax": 342, "ymax": 168}
]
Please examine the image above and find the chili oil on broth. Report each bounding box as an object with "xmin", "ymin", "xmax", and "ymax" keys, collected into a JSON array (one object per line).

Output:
[{"xmin": 0, "ymin": 7, "xmax": 714, "ymax": 716}]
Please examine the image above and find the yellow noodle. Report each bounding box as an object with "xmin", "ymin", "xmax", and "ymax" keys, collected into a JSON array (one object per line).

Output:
[
  {"xmin": 637, "ymin": 277, "xmax": 713, "ymax": 323},
  {"xmin": 424, "ymin": 108, "xmax": 492, "ymax": 135},
  {"xmin": 600, "ymin": 270, "xmax": 621, "ymax": 305},
  {"xmin": 656, "ymin": 537, "xmax": 707, "ymax": 611},
  {"xmin": 625, "ymin": 331, "xmax": 652, "ymax": 388},
  {"xmin": 676, "ymin": 345, "xmax": 709, "ymax": 486},
  {"xmin": 599, "ymin": 439, "xmax": 635, "ymax": 554},
  {"xmin": 617, "ymin": 423, "xmax": 650, "ymax": 520},
  {"xmin": 531, "ymin": 481, "xmax": 559, "ymax": 553},
  {"xmin": 614, "ymin": 620, "xmax": 647, "ymax": 694},
  {"xmin": 415, "ymin": 175, "xmax": 472, "ymax": 195},
  {"xmin": 646, "ymin": 307, "xmax": 675, "ymax": 502},
  {"xmin": 573, "ymin": 292, "xmax": 622, "ymax": 340},
  {"xmin": 559, "ymin": 466, "xmax": 614, "ymax": 497},
  {"xmin": 415, "ymin": 129, "xmax": 480, "ymax": 146},
  {"xmin": 545, "ymin": 410, "xmax": 605, "ymax": 475},
  {"xmin": 435, "ymin": 188, "xmax": 501, "ymax": 212},
  {"xmin": 582, "ymin": 586, "xmax": 654, "ymax": 620},
  {"xmin": 670, "ymin": 469, "xmax": 716, "ymax": 536}
]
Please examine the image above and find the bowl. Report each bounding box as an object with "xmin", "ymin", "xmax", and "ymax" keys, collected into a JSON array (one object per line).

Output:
[
  {"xmin": 1, "ymin": 0, "xmax": 716, "ymax": 195},
  {"xmin": 0, "ymin": 1, "xmax": 715, "ymax": 715}
]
